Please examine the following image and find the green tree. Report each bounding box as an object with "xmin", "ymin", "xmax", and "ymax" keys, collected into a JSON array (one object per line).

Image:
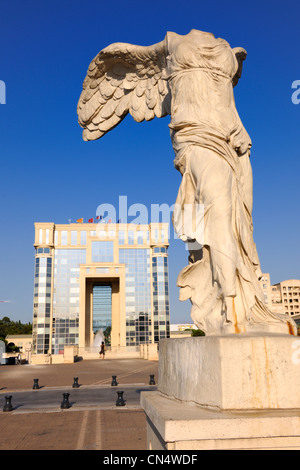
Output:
[
  {"xmin": 190, "ymin": 329, "xmax": 205, "ymax": 337},
  {"xmin": 103, "ymin": 326, "xmax": 111, "ymax": 345},
  {"xmin": 0, "ymin": 316, "xmax": 32, "ymax": 343}
]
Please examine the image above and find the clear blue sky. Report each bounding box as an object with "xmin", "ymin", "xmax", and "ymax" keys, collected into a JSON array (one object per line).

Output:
[{"xmin": 0, "ymin": 0, "xmax": 299, "ymax": 324}]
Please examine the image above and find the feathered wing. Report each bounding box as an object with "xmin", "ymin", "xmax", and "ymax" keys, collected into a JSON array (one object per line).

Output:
[{"xmin": 77, "ymin": 40, "xmax": 170, "ymax": 141}]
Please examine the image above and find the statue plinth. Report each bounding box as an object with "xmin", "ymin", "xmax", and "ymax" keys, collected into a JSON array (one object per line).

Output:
[
  {"xmin": 158, "ymin": 335, "xmax": 300, "ymax": 410},
  {"xmin": 141, "ymin": 335, "xmax": 300, "ymax": 450}
]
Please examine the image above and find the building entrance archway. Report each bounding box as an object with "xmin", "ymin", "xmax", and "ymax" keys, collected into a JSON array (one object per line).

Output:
[{"xmin": 79, "ymin": 270, "xmax": 126, "ymax": 352}]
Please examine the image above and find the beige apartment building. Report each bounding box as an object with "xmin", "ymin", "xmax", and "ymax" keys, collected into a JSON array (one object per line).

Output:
[
  {"xmin": 260, "ymin": 274, "xmax": 300, "ymax": 322},
  {"xmin": 32, "ymin": 221, "xmax": 170, "ymax": 355}
]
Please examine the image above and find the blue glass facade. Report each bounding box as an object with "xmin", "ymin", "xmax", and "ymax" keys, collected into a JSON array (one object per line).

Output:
[
  {"xmin": 33, "ymin": 256, "xmax": 52, "ymax": 354},
  {"xmin": 92, "ymin": 285, "xmax": 112, "ymax": 333},
  {"xmin": 32, "ymin": 223, "xmax": 170, "ymax": 354},
  {"xmin": 119, "ymin": 248, "xmax": 152, "ymax": 345},
  {"xmin": 52, "ymin": 249, "xmax": 86, "ymax": 354},
  {"xmin": 91, "ymin": 241, "xmax": 114, "ymax": 263},
  {"xmin": 152, "ymin": 249, "xmax": 170, "ymax": 341}
]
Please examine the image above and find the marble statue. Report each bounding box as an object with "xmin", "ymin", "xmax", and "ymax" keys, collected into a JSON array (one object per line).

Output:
[{"xmin": 77, "ymin": 29, "xmax": 296, "ymax": 336}]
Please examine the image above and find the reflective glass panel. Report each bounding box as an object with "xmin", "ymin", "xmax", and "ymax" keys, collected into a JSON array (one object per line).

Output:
[
  {"xmin": 92, "ymin": 285, "xmax": 112, "ymax": 333},
  {"xmin": 91, "ymin": 241, "xmax": 114, "ymax": 263}
]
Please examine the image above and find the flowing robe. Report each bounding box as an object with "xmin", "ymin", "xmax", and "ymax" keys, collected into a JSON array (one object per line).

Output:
[{"xmin": 164, "ymin": 30, "xmax": 294, "ymax": 334}]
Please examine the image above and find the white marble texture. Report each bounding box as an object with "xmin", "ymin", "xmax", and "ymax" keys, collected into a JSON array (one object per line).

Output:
[{"xmin": 78, "ymin": 30, "xmax": 297, "ymax": 336}]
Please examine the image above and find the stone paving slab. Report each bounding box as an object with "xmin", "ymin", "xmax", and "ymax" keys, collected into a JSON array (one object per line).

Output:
[
  {"xmin": 0, "ymin": 408, "xmax": 147, "ymax": 450},
  {"xmin": 0, "ymin": 358, "xmax": 158, "ymax": 450},
  {"xmin": 0, "ymin": 358, "xmax": 158, "ymax": 390}
]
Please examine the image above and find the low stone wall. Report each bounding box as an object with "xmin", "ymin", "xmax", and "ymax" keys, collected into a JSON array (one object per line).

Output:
[
  {"xmin": 140, "ymin": 343, "xmax": 158, "ymax": 361},
  {"xmin": 31, "ymin": 346, "xmax": 79, "ymax": 365},
  {"xmin": 30, "ymin": 344, "xmax": 157, "ymax": 364},
  {"xmin": 31, "ymin": 354, "xmax": 52, "ymax": 365},
  {"xmin": 63, "ymin": 346, "xmax": 79, "ymax": 363}
]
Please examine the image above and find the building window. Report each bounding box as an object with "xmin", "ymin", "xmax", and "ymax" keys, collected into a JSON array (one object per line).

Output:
[
  {"xmin": 61, "ymin": 231, "xmax": 68, "ymax": 246},
  {"xmin": 80, "ymin": 231, "xmax": 87, "ymax": 245},
  {"xmin": 98, "ymin": 230, "xmax": 107, "ymax": 238},
  {"xmin": 71, "ymin": 231, "xmax": 77, "ymax": 246},
  {"xmin": 36, "ymin": 247, "xmax": 50, "ymax": 254},
  {"xmin": 119, "ymin": 231, "xmax": 125, "ymax": 245},
  {"xmin": 91, "ymin": 241, "xmax": 114, "ymax": 263},
  {"xmin": 153, "ymin": 247, "xmax": 166, "ymax": 253},
  {"xmin": 137, "ymin": 231, "xmax": 144, "ymax": 245},
  {"xmin": 128, "ymin": 231, "xmax": 134, "ymax": 245}
]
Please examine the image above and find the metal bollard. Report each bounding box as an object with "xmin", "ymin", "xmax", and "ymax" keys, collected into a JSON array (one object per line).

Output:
[
  {"xmin": 149, "ymin": 374, "xmax": 156, "ymax": 385},
  {"xmin": 72, "ymin": 377, "xmax": 80, "ymax": 388},
  {"xmin": 3, "ymin": 395, "xmax": 13, "ymax": 412},
  {"xmin": 33, "ymin": 378, "xmax": 40, "ymax": 390},
  {"xmin": 111, "ymin": 375, "xmax": 118, "ymax": 386},
  {"xmin": 116, "ymin": 391, "xmax": 125, "ymax": 406},
  {"xmin": 61, "ymin": 393, "xmax": 71, "ymax": 409}
]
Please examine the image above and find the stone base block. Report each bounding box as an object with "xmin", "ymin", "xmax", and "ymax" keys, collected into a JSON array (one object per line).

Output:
[
  {"xmin": 144, "ymin": 344, "xmax": 159, "ymax": 361},
  {"xmin": 141, "ymin": 391, "xmax": 300, "ymax": 450},
  {"xmin": 158, "ymin": 335, "xmax": 300, "ymax": 410},
  {"xmin": 30, "ymin": 354, "xmax": 51, "ymax": 365}
]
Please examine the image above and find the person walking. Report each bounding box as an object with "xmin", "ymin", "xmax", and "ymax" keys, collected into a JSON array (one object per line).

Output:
[{"xmin": 99, "ymin": 341, "xmax": 106, "ymax": 359}]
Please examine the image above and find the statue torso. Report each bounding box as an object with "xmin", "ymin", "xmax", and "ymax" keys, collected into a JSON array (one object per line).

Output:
[{"xmin": 164, "ymin": 30, "xmax": 250, "ymax": 149}]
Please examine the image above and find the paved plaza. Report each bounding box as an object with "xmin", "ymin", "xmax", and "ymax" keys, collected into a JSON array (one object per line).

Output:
[{"xmin": 0, "ymin": 357, "xmax": 158, "ymax": 450}]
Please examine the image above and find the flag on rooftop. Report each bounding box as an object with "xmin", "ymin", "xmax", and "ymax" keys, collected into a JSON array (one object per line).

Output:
[
  {"xmin": 76, "ymin": 218, "xmax": 83, "ymax": 223},
  {"xmin": 88, "ymin": 218, "xmax": 94, "ymax": 223}
]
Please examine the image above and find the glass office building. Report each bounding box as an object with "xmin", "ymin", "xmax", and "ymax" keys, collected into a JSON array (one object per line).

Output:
[{"xmin": 32, "ymin": 222, "xmax": 170, "ymax": 354}]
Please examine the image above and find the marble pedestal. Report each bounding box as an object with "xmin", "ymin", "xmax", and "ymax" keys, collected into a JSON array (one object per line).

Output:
[{"xmin": 140, "ymin": 336, "xmax": 300, "ymax": 450}]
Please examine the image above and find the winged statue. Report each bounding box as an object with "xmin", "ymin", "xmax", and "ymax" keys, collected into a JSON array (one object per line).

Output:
[{"xmin": 78, "ymin": 29, "xmax": 297, "ymax": 336}]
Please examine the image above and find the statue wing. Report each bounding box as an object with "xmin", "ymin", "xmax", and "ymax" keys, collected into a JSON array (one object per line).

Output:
[{"xmin": 77, "ymin": 40, "xmax": 170, "ymax": 141}]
